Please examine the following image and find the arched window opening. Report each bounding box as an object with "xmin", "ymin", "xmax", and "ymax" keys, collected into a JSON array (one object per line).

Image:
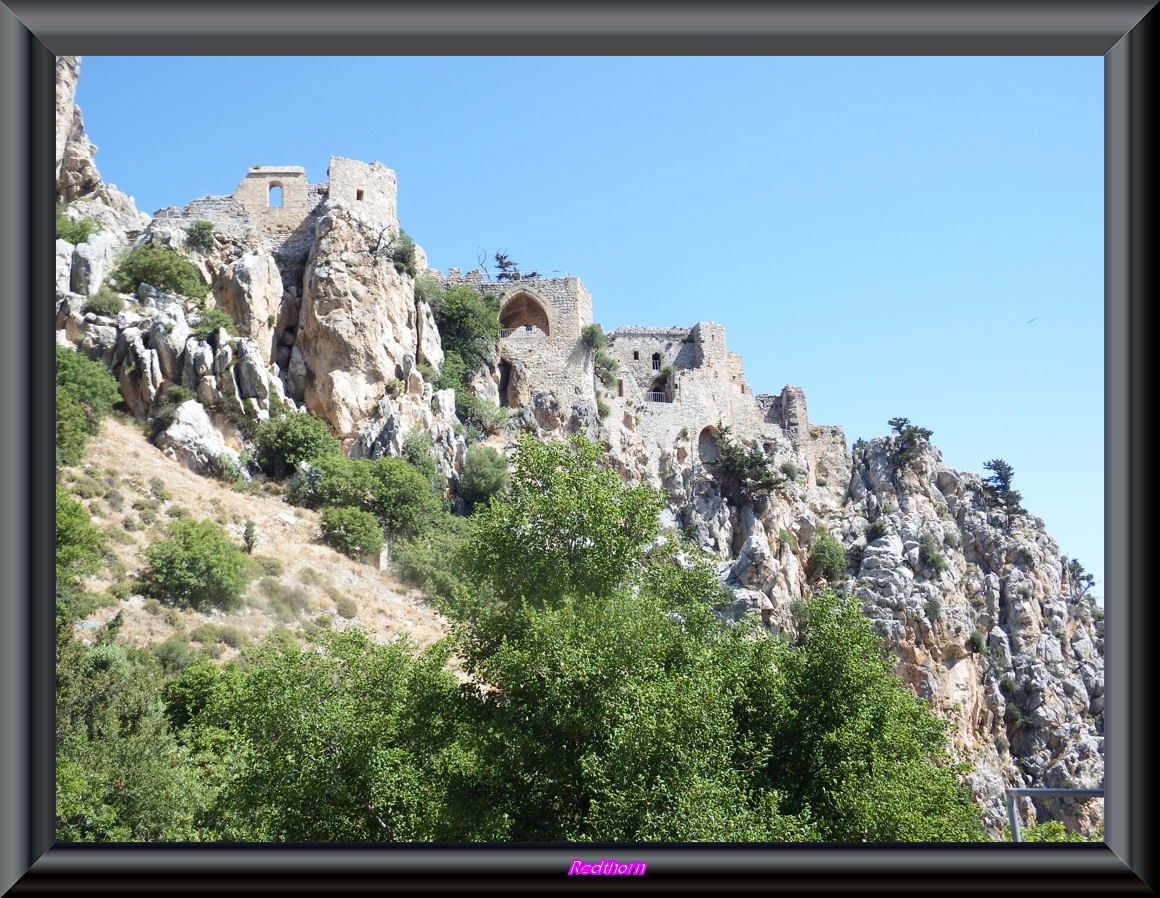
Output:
[
  {"xmin": 651, "ymin": 352, "xmax": 661, "ymax": 372},
  {"xmin": 499, "ymin": 292, "xmax": 550, "ymax": 337},
  {"xmin": 268, "ymin": 184, "xmax": 283, "ymax": 208},
  {"xmin": 698, "ymin": 426, "xmax": 721, "ymax": 465}
]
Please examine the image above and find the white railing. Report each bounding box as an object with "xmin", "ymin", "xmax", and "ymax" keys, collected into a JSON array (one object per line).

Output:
[
  {"xmin": 644, "ymin": 391, "xmax": 673, "ymax": 403},
  {"xmin": 498, "ymin": 325, "xmax": 545, "ymax": 339}
]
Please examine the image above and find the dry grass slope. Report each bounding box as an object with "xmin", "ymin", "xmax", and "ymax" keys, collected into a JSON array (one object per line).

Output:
[{"xmin": 62, "ymin": 413, "xmax": 448, "ymax": 663}]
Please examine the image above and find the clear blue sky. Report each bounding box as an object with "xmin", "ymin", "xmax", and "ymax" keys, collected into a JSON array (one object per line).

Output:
[{"xmin": 74, "ymin": 56, "xmax": 1104, "ymax": 601}]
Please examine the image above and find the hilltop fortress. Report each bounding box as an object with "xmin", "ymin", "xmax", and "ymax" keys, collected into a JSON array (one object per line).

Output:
[{"xmin": 152, "ymin": 156, "xmax": 849, "ymax": 498}]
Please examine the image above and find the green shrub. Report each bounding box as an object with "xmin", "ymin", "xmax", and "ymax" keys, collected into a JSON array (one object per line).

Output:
[
  {"xmin": 403, "ymin": 429, "xmax": 444, "ymax": 494},
  {"xmin": 55, "ymin": 205, "xmax": 99, "ymax": 244},
  {"xmin": 581, "ymin": 323, "xmax": 606, "ymax": 350},
  {"xmin": 320, "ymin": 506, "xmax": 384, "ymax": 560},
  {"xmin": 918, "ymin": 534, "xmax": 948, "ymax": 575},
  {"xmin": 109, "ymin": 243, "xmax": 207, "ymax": 299},
  {"xmin": 710, "ymin": 426, "xmax": 783, "ymax": 501},
  {"xmin": 846, "ymin": 544, "xmax": 865, "ymax": 570},
  {"xmin": 995, "ymin": 735, "xmax": 1009, "ymax": 755},
  {"xmin": 427, "ymin": 284, "xmax": 500, "ymax": 376},
  {"xmin": 333, "ymin": 594, "xmax": 358, "ymax": 619},
  {"xmin": 249, "ymin": 554, "xmax": 283, "ymax": 577},
  {"xmin": 459, "ymin": 445, "xmax": 510, "ymax": 511},
  {"xmin": 391, "ymin": 513, "xmax": 473, "ymax": 606},
  {"xmin": 258, "ymin": 577, "xmax": 312, "ymax": 621},
  {"xmin": 864, "ymin": 518, "xmax": 890, "ymax": 542},
  {"xmin": 82, "ymin": 286, "xmax": 124, "ymax": 317},
  {"xmin": 242, "ymin": 521, "xmax": 257, "ymax": 554},
  {"xmin": 56, "ymin": 345, "xmax": 121, "ymax": 466},
  {"xmin": 185, "ymin": 219, "xmax": 215, "ymax": 251},
  {"xmin": 56, "ymin": 486, "xmax": 105, "ymax": 595},
  {"xmin": 923, "ymin": 596, "xmax": 942, "ymax": 620},
  {"xmin": 999, "ymin": 676, "xmax": 1017, "ymax": 697},
  {"xmin": 807, "ymin": 528, "xmax": 847, "ymax": 582},
  {"xmin": 153, "ymin": 637, "xmax": 197, "ymax": 674},
  {"xmin": 457, "ymin": 393, "xmax": 509, "ymax": 436},
  {"xmin": 594, "ymin": 349, "xmax": 619, "ymax": 388},
  {"xmin": 190, "ymin": 308, "xmax": 237, "ymax": 342},
  {"xmin": 139, "ymin": 519, "xmax": 254, "ymax": 612},
  {"xmin": 596, "ymin": 399, "xmax": 611, "ymax": 419},
  {"xmin": 943, "ymin": 530, "xmax": 962, "ymax": 549},
  {"xmin": 292, "ymin": 455, "xmax": 442, "ymax": 538},
  {"xmin": 968, "ymin": 631, "xmax": 986, "ymax": 653},
  {"xmin": 779, "ymin": 461, "xmax": 800, "ymax": 481},
  {"xmin": 254, "ymin": 411, "xmax": 340, "ymax": 479},
  {"xmin": 148, "ymin": 477, "xmax": 173, "ymax": 501}
]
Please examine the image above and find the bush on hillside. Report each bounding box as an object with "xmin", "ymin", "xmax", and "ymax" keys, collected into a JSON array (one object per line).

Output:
[
  {"xmin": 139, "ymin": 519, "xmax": 254, "ymax": 612},
  {"xmin": 320, "ymin": 506, "xmax": 384, "ymax": 560},
  {"xmin": 254, "ymin": 412, "xmax": 340, "ymax": 480},
  {"xmin": 109, "ymin": 244, "xmax": 207, "ymax": 299},
  {"xmin": 56, "ymin": 345, "xmax": 121, "ymax": 466}
]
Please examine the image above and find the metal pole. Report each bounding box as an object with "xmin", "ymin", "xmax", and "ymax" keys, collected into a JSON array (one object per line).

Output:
[{"xmin": 1003, "ymin": 787, "xmax": 1104, "ymax": 842}]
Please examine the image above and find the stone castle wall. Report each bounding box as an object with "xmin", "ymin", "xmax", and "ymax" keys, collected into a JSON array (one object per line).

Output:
[{"xmin": 232, "ymin": 166, "xmax": 311, "ymax": 233}]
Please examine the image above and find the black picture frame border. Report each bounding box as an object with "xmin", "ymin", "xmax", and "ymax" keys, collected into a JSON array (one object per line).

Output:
[{"xmin": 1, "ymin": 2, "xmax": 1153, "ymax": 893}]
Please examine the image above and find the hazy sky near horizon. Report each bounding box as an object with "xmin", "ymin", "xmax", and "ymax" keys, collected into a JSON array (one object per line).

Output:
[{"xmin": 73, "ymin": 55, "xmax": 1105, "ymax": 600}]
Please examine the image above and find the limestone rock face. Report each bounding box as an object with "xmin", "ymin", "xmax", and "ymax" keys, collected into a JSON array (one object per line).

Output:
[
  {"xmin": 297, "ymin": 206, "xmax": 422, "ymax": 437},
  {"xmin": 70, "ymin": 231, "xmax": 118, "ymax": 297},
  {"xmin": 216, "ymin": 251, "xmax": 284, "ymax": 366},
  {"xmin": 55, "ymin": 57, "xmax": 101, "ymax": 202},
  {"xmin": 152, "ymin": 401, "xmax": 242, "ymax": 478}
]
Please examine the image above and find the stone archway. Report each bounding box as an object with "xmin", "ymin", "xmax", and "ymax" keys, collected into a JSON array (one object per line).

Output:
[
  {"xmin": 499, "ymin": 292, "xmax": 550, "ymax": 336},
  {"xmin": 698, "ymin": 425, "xmax": 721, "ymax": 466}
]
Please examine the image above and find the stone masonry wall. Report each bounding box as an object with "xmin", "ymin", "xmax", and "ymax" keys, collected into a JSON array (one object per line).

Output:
[{"xmin": 232, "ymin": 166, "xmax": 310, "ymax": 233}]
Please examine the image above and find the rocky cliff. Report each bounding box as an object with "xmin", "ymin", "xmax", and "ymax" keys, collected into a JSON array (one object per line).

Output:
[{"xmin": 54, "ymin": 57, "xmax": 1103, "ymax": 840}]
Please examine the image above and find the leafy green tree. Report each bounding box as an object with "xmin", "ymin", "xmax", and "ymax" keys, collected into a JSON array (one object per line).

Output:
[
  {"xmin": 402, "ymin": 428, "xmax": 444, "ymax": 495},
  {"xmin": 139, "ymin": 519, "xmax": 254, "ymax": 611},
  {"xmin": 458, "ymin": 445, "xmax": 510, "ymax": 511},
  {"xmin": 109, "ymin": 243, "xmax": 207, "ymax": 299},
  {"xmin": 56, "ymin": 634, "xmax": 207, "ymax": 841},
  {"xmin": 1065, "ymin": 557, "xmax": 1096, "ymax": 596},
  {"xmin": 463, "ymin": 433, "xmax": 662, "ymax": 607},
  {"xmin": 710, "ymin": 425, "xmax": 784, "ymax": 502},
  {"xmin": 428, "ymin": 284, "xmax": 501, "ymax": 377},
  {"xmin": 254, "ymin": 411, "xmax": 340, "ymax": 479},
  {"xmin": 320, "ymin": 506, "xmax": 385, "ymax": 559},
  {"xmin": 56, "ymin": 345, "xmax": 121, "ymax": 466},
  {"xmin": 887, "ymin": 417, "xmax": 934, "ymax": 478},
  {"xmin": 291, "ymin": 455, "xmax": 442, "ymax": 538},
  {"xmin": 807, "ymin": 527, "xmax": 847, "ymax": 582},
  {"xmin": 982, "ymin": 458, "xmax": 1026, "ymax": 530},
  {"xmin": 391, "ymin": 512, "xmax": 476, "ymax": 610},
  {"xmin": 56, "ymin": 486, "xmax": 104, "ymax": 591},
  {"xmin": 200, "ymin": 629, "xmax": 482, "ymax": 841},
  {"xmin": 758, "ymin": 590, "xmax": 987, "ymax": 841},
  {"xmin": 456, "ymin": 585, "xmax": 813, "ymax": 842}
]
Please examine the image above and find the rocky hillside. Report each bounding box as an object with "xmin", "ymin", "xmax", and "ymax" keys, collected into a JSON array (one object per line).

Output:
[{"xmin": 54, "ymin": 56, "xmax": 1103, "ymax": 840}]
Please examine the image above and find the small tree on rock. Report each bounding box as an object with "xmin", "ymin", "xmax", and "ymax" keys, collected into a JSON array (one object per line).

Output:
[{"xmin": 982, "ymin": 458, "xmax": 1026, "ymax": 530}]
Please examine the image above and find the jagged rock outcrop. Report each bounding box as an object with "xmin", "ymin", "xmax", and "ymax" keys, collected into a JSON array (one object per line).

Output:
[{"xmin": 296, "ymin": 205, "xmax": 434, "ymax": 438}]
